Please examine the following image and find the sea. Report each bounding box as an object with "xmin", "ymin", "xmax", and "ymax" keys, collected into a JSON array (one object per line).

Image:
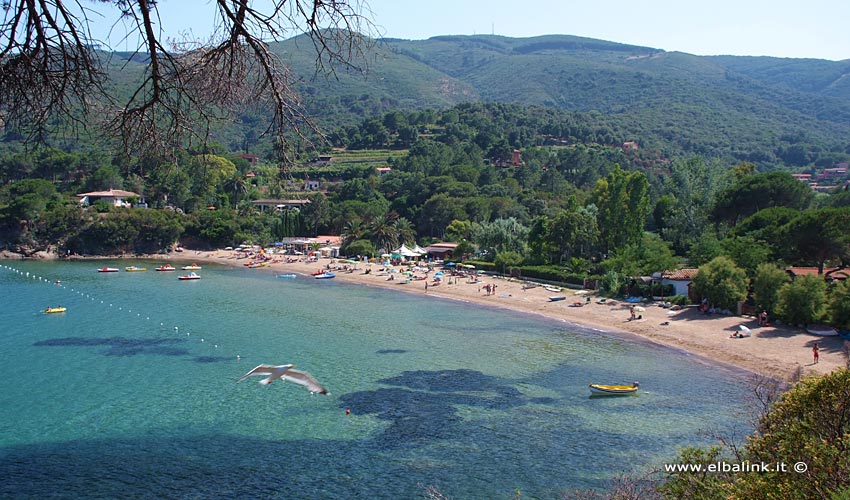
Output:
[{"xmin": 0, "ymin": 260, "xmax": 753, "ymax": 500}]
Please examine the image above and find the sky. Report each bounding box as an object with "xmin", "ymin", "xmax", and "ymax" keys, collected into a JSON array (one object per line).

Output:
[{"xmin": 90, "ymin": 0, "xmax": 849, "ymax": 61}]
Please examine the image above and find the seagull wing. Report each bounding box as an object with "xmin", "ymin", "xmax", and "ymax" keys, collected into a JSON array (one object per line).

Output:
[
  {"xmin": 280, "ymin": 368, "xmax": 329, "ymax": 394},
  {"xmin": 237, "ymin": 364, "xmax": 280, "ymax": 383}
]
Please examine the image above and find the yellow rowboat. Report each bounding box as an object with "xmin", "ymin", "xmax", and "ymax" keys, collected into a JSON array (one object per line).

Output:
[
  {"xmin": 589, "ymin": 382, "xmax": 639, "ymax": 396},
  {"xmin": 44, "ymin": 307, "xmax": 67, "ymax": 314}
]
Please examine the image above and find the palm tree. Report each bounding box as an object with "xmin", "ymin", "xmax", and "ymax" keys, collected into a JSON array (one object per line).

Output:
[
  {"xmin": 225, "ymin": 174, "xmax": 249, "ymax": 207},
  {"xmin": 369, "ymin": 214, "xmax": 399, "ymax": 253},
  {"xmin": 392, "ymin": 217, "xmax": 416, "ymax": 246},
  {"xmin": 341, "ymin": 219, "xmax": 365, "ymax": 247}
]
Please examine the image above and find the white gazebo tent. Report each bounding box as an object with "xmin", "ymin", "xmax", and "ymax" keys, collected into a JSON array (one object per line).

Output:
[
  {"xmin": 392, "ymin": 244, "xmax": 420, "ymax": 259},
  {"xmin": 411, "ymin": 244, "xmax": 428, "ymax": 256}
]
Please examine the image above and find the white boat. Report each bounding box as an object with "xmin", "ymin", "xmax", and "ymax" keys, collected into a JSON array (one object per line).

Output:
[
  {"xmin": 314, "ymin": 272, "xmax": 336, "ymax": 279},
  {"xmin": 548, "ymin": 295, "xmax": 567, "ymax": 302},
  {"xmin": 178, "ymin": 272, "xmax": 201, "ymax": 280},
  {"xmin": 277, "ymin": 274, "xmax": 297, "ymax": 279}
]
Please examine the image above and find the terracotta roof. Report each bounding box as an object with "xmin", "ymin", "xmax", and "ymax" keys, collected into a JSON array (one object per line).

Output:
[
  {"xmin": 787, "ymin": 267, "xmax": 850, "ymax": 279},
  {"xmin": 662, "ymin": 268, "xmax": 699, "ymax": 280}
]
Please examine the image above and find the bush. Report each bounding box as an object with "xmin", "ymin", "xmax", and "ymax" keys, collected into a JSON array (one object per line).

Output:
[
  {"xmin": 776, "ymin": 274, "xmax": 827, "ymax": 326},
  {"xmin": 663, "ymin": 369, "xmax": 850, "ymax": 499}
]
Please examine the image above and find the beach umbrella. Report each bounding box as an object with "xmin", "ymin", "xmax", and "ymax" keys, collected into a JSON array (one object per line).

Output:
[
  {"xmin": 633, "ymin": 306, "xmax": 646, "ymax": 312},
  {"xmin": 444, "ymin": 262, "xmax": 457, "ymax": 267}
]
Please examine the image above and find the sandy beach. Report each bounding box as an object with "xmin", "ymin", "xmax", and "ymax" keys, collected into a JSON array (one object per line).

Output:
[{"xmin": 168, "ymin": 250, "xmax": 848, "ymax": 381}]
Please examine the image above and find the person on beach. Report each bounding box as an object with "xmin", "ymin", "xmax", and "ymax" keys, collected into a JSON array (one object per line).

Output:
[
  {"xmin": 630, "ymin": 305, "xmax": 636, "ymax": 320},
  {"xmin": 813, "ymin": 343, "xmax": 820, "ymax": 364},
  {"xmin": 425, "ymin": 281, "xmax": 428, "ymax": 292}
]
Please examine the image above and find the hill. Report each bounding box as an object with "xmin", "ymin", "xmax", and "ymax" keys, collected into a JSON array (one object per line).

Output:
[
  {"xmin": 5, "ymin": 33, "xmax": 849, "ymax": 168},
  {"xmin": 269, "ymin": 34, "xmax": 850, "ymax": 165}
]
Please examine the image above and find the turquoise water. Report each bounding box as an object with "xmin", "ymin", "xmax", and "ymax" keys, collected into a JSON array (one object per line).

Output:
[{"xmin": 0, "ymin": 261, "xmax": 752, "ymax": 499}]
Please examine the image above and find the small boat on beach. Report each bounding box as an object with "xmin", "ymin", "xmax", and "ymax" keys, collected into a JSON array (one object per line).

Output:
[
  {"xmin": 549, "ymin": 295, "xmax": 567, "ymax": 302},
  {"xmin": 247, "ymin": 262, "xmax": 266, "ymax": 268},
  {"xmin": 98, "ymin": 267, "xmax": 119, "ymax": 273},
  {"xmin": 178, "ymin": 272, "xmax": 201, "ymax": 280},
  {"xmin": 155, "ymin": 265, "xmax": 176, "ymax": 272},
  {"xmin": 589, "ymin": 382, "xmax": 639, "ymax": 396},
  {"xmin": 807, "ymin": 325, "xmax": 839, "ymax": 336},
  {"xmin": 125, "ymin": 266, "xmax": 147, "ymax": 272},
  {"xmin": 43, "ymin": 307, "xmax": 66, "ymax": 314},
  {"xmin": 182, "ymin": 264, "xmax": 202, "ymax": 270},
  {"xmin": 314, "ymin": 272, "xmax": 336, "ymax": 279}
]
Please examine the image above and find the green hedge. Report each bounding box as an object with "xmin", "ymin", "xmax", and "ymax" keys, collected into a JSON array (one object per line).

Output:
[{"xmin": 464, "ymin": 261, "xmax": 601, "ymax": 287}]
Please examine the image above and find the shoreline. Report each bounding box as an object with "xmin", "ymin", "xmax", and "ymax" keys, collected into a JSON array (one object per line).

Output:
[
  {"xmin": 183, "ymin": 249, "xmax": 848, "ymax": 382},
  {"xmin": 6, "ymin": 249, "xmax": 847, "ymax": 381}
]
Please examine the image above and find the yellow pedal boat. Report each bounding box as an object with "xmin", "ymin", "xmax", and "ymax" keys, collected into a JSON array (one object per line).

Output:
[
  {"xmin": 44, "ymin": 307, "xmax": 67, "ymax": 314},
  {"xmin": 589, "ymin": 382, "xmax": 639, "ymax": 396}
]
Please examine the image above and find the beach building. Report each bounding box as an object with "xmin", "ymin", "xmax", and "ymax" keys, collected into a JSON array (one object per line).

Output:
[
  {"xmin": 658, "ymin": 268, "xmax": 699, "ymax": 300},
  {"xmin": 424, "ymin": 242, "xmax": 459, "ymax": 260},
  {"xmin": 77, "ymin": 189, "xmax": 143, "ymax": 208}
]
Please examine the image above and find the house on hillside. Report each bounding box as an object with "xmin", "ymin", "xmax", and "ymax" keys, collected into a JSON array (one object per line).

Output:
[
  {"xmin": 251, "ymin": 199, "xmax": 311, "ymax": 212},
  {"xmin": 237, "ymin": 153, "xmax": 259, "ymax": 166},
  {"xmin": 78, "ymin": 189, "xmax": 143, "ymax": 208}
]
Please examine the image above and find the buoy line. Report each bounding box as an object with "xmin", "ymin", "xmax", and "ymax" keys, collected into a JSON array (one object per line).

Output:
[{"xmin": 1, "ymin": 264, "xmax": 241, "ymax": 362}]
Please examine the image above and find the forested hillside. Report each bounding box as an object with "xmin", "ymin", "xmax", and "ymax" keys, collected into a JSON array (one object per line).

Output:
[{"xmin": 4, "ymin": 33, "xmax": 849, "ymax": 169}]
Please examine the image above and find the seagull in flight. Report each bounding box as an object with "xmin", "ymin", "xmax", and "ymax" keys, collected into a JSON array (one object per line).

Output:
[{"xmin": 238, "ymin": 364, "xmax": 329, "ymax": 395}]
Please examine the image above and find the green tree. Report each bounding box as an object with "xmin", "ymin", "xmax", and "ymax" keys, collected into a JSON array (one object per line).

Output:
[
  {"xmin": 658, "ymin": 156, "xmax": 727, "ymax": 253},
  {"xmin": 786, "ymin": 207, "xmax": 850, "ymax": 274},
  {"xmin": 827, "ymin": 280, "xmax": 850, "ymax": 331},
  {"xmin": 471, "ymin": 218, "xmax": 529, "ymax": 261},
  {"xmin": 712, "ymin": 171, "xmax": 813, "ymax": 227},
  {"xmin": 603, "ymin": 232, "xmax": 679, "ymax": 278},
  {"xmin": 547, "ymin": 207, "xmax": 599, "ymax": 262},
  {"xmin": 590, "ymin": 165, "xmax": 650, "ymax": 254},
  {"xmin": 344, "ymin": 239, "xmax": 376, "ymax": 258},
  {"xmin": 692, "ymin": 256, "xmax": 748, "ymax": 311},
  {"xmin": 494, "ymin": 250, "xmax": 524, "ymax": 275},
  {"xmin": 720, "ymin": 235, "xmax": 772, "ymax": 277},
  {"xmin": 776, "ymin": 274, "xmax": 828, "ymax": 327},
  {"xmin": 751, "ymin": 263, "xmax": 790, "ymax": 317}
]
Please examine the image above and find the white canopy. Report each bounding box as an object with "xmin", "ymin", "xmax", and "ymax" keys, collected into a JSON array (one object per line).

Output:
[
  {"xmin": 412, "ymin": 244, "xmax": 428, "ymax": 255},
  {"xmin": 392, "ymin": 244, "xmax": 420, "ymax": 258}
]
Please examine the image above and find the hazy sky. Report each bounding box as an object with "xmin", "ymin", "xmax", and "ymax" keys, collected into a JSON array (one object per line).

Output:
[{"xmin": 92, "ymin": 0, "xmax": 848, "ymax": 61}]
